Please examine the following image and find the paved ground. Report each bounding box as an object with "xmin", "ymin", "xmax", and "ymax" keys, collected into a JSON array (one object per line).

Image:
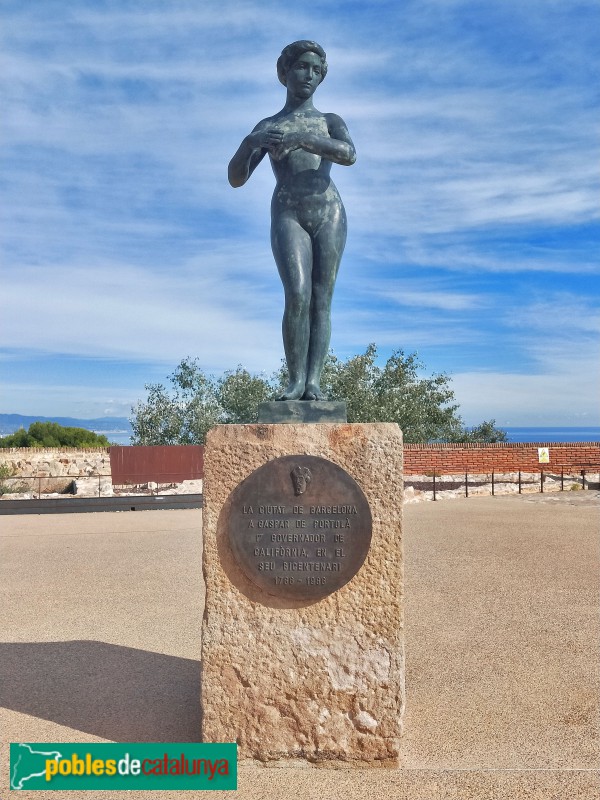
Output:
[{"xmin": 1, "ymin": 492, "xmax": 598, "ymax": 798}]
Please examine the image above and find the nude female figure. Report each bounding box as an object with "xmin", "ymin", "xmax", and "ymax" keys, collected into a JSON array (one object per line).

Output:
[{"xmin": 228, "ymin": 41, "xmax": 356, "ymax": 401}]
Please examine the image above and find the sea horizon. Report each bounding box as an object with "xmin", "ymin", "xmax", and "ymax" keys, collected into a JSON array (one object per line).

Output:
[{"xmin": 502, "ymin": 427, "xmax": 600, "ymax": 444}]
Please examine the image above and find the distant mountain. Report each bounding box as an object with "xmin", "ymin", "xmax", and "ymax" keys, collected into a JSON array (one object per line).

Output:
[{"xmin": 0, "ymin": 414, "xmax": 133, "ymax": 436}]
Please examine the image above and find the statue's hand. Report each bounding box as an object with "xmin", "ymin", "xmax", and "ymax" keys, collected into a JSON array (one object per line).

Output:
[
  {"xmin": 247, "ymin": 127, "xmax": 284, "ymax": 151},
  {"xmin": 269, "ymin": 132, "xmax": 304, "ymax": 161}
]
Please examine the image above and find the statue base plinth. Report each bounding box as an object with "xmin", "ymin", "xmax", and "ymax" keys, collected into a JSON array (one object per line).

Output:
[
  {"xmin": 201, "ymin": 422, "xmax": 404, "ymax": 764},
  {"xmin": 258, "ymin": 400, "xmax": 347, "ymax": 424}
]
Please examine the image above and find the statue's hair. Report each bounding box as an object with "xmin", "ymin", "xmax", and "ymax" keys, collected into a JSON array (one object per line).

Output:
[{"xmin": 277, "ymin": 40, "xmax": 327, "ymax": 87}]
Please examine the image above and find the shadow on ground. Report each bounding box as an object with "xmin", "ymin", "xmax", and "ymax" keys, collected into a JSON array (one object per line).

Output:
[{"xmin": 0, "ymin": 641, "xmax": 200, "ymax": 741}]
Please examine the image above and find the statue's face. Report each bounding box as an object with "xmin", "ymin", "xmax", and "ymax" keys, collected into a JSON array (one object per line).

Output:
[{"xmin": 286, "ymin": 51, "xmax": 323, "ymax": 99}]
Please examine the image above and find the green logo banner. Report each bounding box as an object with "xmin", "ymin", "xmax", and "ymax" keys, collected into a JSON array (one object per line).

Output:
[{"xmin": 10, "ymin": 743, "xmax": 237, "ymax": 790}]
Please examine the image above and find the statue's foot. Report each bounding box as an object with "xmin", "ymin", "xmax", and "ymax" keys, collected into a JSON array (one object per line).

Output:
[
  {"xmin": 278, "ymin": 380, "xmax": 306, "ymax": 401},
  {"xmin": 302, "ymin": 384, "xmax": 326, "ymax": 401}
]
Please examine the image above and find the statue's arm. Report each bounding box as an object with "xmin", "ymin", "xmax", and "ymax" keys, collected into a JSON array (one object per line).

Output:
[
  {"xmin": 323, "ymin": 113, "xmax": 356, "ymax": 165},
  {"xmin": 228, "ymin": 121, "xmax": 283, "ymax": 188},
  {"xmin": 271, "ymin": 113, "xmax": 356, "ymax": 166}
]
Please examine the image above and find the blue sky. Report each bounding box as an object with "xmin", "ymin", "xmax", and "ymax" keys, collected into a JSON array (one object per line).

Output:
[{"xmin": 1, "ymin": 0, "xmax": 599, "ymax": 426}]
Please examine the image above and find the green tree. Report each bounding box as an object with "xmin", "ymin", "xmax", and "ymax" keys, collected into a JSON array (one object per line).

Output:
[
  {"xmin": 315, "ymin": 344, "xmax": 465, "ymax": 442},
  {"xmin": 131, "ymin": 347, "xmax": 506, "ymax": 445},
  {"xmin": 457, "ymin": 419, "xmax": 508, "ymax": 443},
  {"xmin": 218, "ymin": 366, "xmax": 273, "ymax": 423},
  {"xmin": 130, "ymin": 358, "xmax": 275, "ymax": 445},
  {"xmin": 0, "ymin": 422, "xmax": 110, "ymax": 448}
]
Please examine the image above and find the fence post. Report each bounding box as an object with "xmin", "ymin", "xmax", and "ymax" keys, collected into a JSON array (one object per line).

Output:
[
  {"xmin": 540, "ymin": 470, "xmax": 544, "ymax": 493},
  {"xmin": 432, "ymin": 471, "xmax": 437, "ymax": 502},
  {"xmin": 560, "ymin": 467, "xmax": 564, "ymax": 492},
  {"xmin": 491, "ymin": 469, "xmax": 495, "ymax": 496},
  {"xmin": 465, "ymin": 471, "xmax": 469, "ymax": 498},
  {"xmin": 518, "ymin": 471, "xmax": 522, "ymax": 494},
  {"xmin": 582, "ymin": 469, "xmax": 586, "ymax": 490}
]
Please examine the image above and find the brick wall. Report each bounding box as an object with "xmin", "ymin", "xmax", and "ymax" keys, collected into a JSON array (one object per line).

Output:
[{"xmin": 403, "ymin": 442, "xmax": 600, "ymax": 474}]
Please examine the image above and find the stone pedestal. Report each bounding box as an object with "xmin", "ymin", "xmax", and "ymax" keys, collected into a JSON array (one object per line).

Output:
[{"xmin": 200, "ymin": 423, "xmax": 404, "ymax": 765}]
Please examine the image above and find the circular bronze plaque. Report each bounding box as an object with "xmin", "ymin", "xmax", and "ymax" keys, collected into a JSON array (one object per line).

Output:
[{"xmin": 226, "ymin": 454, "xmax": 372, "ymax": 601}]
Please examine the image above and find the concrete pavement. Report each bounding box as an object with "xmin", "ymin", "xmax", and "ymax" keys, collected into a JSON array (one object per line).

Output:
[{"xmin": 1, "ymin": 492, "xmax": 598, "ymax": 798}]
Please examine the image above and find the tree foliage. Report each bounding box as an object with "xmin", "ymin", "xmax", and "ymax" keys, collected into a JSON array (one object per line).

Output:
[
  {"xmin": 0, "ymin": 421, "xmax": 110, "ymax": 448},
  {"xmin": 130, "ymin": 359, "xmax": 273, "ymax": 445},
  {"xmin": 318, "ymin": 345, "xmax": 464, "ymax": 442},
  {"xmin": 130, "ymin": 347, "xmax": 506, "ymax": 445},
  {"xmin": 459, "ymin": 419, "xmax": 508, "ymax": 443}
]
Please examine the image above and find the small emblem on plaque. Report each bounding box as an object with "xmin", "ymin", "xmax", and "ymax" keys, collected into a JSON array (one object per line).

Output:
[{"xmin": 291, "ymin": 465, "xmax": 312, "ymax": 495}]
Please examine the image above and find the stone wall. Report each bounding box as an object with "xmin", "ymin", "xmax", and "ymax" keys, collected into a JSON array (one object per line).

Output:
[
  {"xmin": 0, "ymin": 448, "xmax": 110, "ymax": 494},
  {"xmin": 0, "ymin": 447, "xmax": 110, "ymax": 476}
]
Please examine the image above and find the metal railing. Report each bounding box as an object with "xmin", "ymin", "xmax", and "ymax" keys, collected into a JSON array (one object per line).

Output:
[
  {"xmin": 407, "ymin": 466, "xmax": 600, "ymax": 501},
  {"xmin": 404, "ymin": 464, "xmax": 600, "ymax": 500}
]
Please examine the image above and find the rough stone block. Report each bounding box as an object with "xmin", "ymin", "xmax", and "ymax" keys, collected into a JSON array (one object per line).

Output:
[{"xmin": 201, "ymin": 422, "xmax": 404, "ymax": 766}]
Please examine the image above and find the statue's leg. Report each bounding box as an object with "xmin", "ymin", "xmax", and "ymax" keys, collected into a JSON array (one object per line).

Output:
[
  {"xmin": 271, "ymin": 213, "xmax": 312, "ymax": 400},
  {"xmin": 303, "ymin": 210, "xmax": 347, "ymax": 401}
]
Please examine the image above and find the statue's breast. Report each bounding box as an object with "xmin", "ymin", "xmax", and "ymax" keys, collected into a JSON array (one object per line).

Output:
[{"xmin": 279, "ymin": 112, "xmax": 330, "ymax": 137}]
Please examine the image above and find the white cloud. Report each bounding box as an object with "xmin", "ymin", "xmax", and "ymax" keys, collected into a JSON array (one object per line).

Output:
[
  {"xmin": 2, "ymin": 249, "xmax": 284, "ymax": 371},
  {"xmin": 452, "ymin": 359, "xmax": 599, "ymax": 426},
  {"xmin": 375, "ymin": 285, "xmax": 484, "ymax": 311}
]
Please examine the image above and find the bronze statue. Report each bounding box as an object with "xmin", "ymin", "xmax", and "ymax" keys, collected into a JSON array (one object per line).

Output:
[{"xmin": 228, "ymin": 41, "xmax": 356, "ymax": 401}]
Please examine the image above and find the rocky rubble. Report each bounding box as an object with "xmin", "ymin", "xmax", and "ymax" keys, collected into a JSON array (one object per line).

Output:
[{"xmin": 1, "ymin": 477, "xmax": 204, "ymax": 500}]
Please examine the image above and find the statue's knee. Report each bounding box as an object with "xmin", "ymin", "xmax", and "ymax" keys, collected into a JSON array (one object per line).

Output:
[
  {"xmin": 311, "ymin": 290, "xmax": 333, "ymax": 314},
  {"xmin": 286, "ymin": 292, "xmax": 310, "ymax": 317}
]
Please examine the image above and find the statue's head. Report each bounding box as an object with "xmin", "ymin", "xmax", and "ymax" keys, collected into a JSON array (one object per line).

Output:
[{"xmin": 277, "ymin": 41, "xmax": 328, "ymax": 87}]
